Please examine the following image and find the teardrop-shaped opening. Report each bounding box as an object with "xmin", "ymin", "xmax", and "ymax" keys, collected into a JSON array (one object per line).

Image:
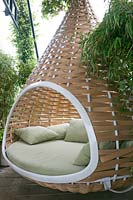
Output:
[{"xmin": 3, "ymin": 81, "xmax": 98, "ymax": 183}]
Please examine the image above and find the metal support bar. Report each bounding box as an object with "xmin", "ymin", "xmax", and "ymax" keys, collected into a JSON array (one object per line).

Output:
[
  {"xmin": 10, "ymin": 0, "xmax": 13, "ymax": 11},
  {"xmin": 3, "ymin": 0, "xmax": 18, "ymax": 28},
  {"xmin": 26, "ymin": 0, "xmax": 39, "ymax": 60}
]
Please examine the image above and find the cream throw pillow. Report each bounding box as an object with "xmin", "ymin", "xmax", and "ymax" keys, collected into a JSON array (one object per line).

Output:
[
  {"xmin": 73, "ymin": 143, "xmax": 90, "ymax": 166},
  {"xmin": 15, "ymin": 126, "xmax": 57, "ymax": 145},
  {"xmin": 47, "ymin": 123, "xmax": 69, "ymax": 140},
  {"xmin": 64, "ymin": 119, "xmax": 88, "ymax": 143}
]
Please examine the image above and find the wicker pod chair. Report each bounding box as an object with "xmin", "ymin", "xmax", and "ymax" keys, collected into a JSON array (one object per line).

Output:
[{"xmin": 2, "ymin": 0, "xmax": 133, "ymax": 194}]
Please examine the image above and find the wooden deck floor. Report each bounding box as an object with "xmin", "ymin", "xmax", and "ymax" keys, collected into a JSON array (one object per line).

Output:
[{"xmin": 0, "ymin": 167, "xmax": 132, "ymax": 200}]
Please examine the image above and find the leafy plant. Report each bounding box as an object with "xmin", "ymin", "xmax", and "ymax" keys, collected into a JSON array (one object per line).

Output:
[
  {"xmin": 80, "ymin": 0, "xmax": 133, "ymax": 109},
  {"xmin": 0, "ymin": 50, "xmax": 18, "ymax": 131},
  {"xmin": 12, "ymin": 0, "xmax": 36, "ymax": 87},
  {"xmin": 17, "ymin": 60, "xmax": 35, "ymax": 86},
  {"xmin": 0, "ymin": 129, "xmax": 4, "ymax": 143},
  {"xmin": 41, "ymin": 0, "xmax": 71, "ymax": 18}
]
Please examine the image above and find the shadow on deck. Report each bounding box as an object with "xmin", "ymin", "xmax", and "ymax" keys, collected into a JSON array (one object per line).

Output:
[{"xmin": 0, "ymin": 167, "xmax": 132, "ymax": 200}]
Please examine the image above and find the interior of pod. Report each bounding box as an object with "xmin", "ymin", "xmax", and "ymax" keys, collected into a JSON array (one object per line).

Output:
[{"xmin": 3, "ymin": 83, "xmax": 98, "ymax": 182}]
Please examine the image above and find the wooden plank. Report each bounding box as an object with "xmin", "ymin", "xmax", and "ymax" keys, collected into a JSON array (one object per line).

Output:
[
  {"xmin": 99, "ymin": 147, "xmax": 133, "ymax": 162},
  {"xmin": 96, "ymin": 157, "xmax": 133, "ymax": 172},
  {"xmin": 95, "ymin": 132, "xmax": 133, "ymax": 142},
  {"xmin": 0, "ymin": 167, "xmax": 132, "ymax": 200}
]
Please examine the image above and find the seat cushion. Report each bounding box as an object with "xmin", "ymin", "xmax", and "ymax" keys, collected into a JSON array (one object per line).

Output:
[{"xmin": 6, "ymin": 140, "xmax": 85, "ymax": 176}]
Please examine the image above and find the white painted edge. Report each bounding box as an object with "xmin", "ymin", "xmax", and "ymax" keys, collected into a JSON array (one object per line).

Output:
[{"xmin": 2, "ymin": 81, "xmax": 99, "ymax": 183}]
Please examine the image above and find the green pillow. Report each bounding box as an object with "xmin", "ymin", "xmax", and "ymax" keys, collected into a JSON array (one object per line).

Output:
[
  {"xmin": 64, "ymin": 119, "xmax": 88, "ymax": 143},
  {"xmin": 73, "ymin": 143, "xmax": 90, "ymax": 166},
  {"xmin": 47, "ymin": 123, "xmax": 69, "ymax": 140},
  {"xmin": 99, "ymin": 141, "xmax": 115, "ymax": 150},
  {"xmin": 14, "ymin": 126, "xmax": 57, "ymax": 145}
]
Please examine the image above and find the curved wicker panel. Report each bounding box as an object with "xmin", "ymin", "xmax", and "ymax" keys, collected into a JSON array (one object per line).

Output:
[{"xmin": 4, "ymin": 0, "xmax": 133, "ymax": 193}]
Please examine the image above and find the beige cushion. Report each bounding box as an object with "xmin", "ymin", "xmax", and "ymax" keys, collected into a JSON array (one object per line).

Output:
[
  {"xmin": 73, "ymin": 143, "xmax": 90, "ymax": 166},
  {"xmin": 6, "ymin": 140, "xmax": 85, "ymax": 175},
  {"xmin": 64, "ymin": 119, "xmax": 88, "ymax": 143},
  {"xmin": 47, "ymin": 123, "xmax": 69, "ymax": 140},
  {"xmin": 14, "ymin": 126, "xmax": 57, "ymax": 145}
]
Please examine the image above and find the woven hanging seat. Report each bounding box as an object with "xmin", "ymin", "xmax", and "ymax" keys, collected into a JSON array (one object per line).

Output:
[{"xmin": 2, "ymin": 0, "xmax": 133, "ymax": 194}]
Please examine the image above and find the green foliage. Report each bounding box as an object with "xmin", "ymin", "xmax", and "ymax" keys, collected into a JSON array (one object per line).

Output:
[
  {"xmin": 0, "ymin": 50, "xmax": 18, "ymax": 131},
  {"xmin": 17, "ymin": 60, "xmax": 35, "ymax": 86},
  {"xmin": 41, "ymin": 0, "xmax": 71, "ymax": 18},
  {"xmin": 0, "ymin": 129, "xmax": 4, "ymax": 142},
  {"xmin": 12, "ymin": 0, "xmax": 36, "ymax": 87},
  {"xmin": 80, "ymin": 0, "xmax": 133, "ymax": 109}
]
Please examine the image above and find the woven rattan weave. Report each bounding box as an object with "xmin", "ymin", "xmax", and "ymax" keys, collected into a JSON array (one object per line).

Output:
[{"xmin": 3, "ymin": 0, "xmax": 133, "ymax": 193}]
